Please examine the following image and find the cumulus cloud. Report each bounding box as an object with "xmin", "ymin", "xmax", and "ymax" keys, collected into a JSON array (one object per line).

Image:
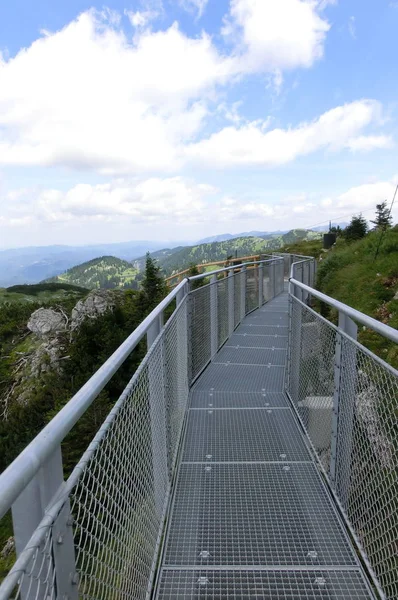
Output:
[
  {"xmin": 0, "ymin": 10, "xmax": 232, "ymax": 174},
  {"xmin": 223, "ymin": 0, "xmax": 330, "ymax": 73},
  {"xmin": 186, "ymin": 100, "xmax": 392, "ymax": 167},
  {"xmin": 3, "ymin": 175, "xmax": 398, "ymax": 234},
  {"xmin": 0, "ymin": 5, "xmax": 390, "ymax": 176}
]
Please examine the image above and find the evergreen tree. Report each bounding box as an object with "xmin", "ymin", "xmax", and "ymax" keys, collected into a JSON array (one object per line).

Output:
[
  {"xmin": 139, "ymin": 253, "xmax": 167, "ymax": 314},
  {"xmin": 371, "ymin": 201, "xmax": 392, "ymax": 230},
  {"xmin": 343, "ymin": 214, "xmax": 368, "ymax": 242},
  {"xmin": 188, "ymin": 263, "xmax": 205, "ymax": 289}
]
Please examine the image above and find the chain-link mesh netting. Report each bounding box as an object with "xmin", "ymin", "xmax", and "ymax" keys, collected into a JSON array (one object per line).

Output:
[
  {"xmin": 189, "ymin": 285, "xmax": 211, "ymax": 380},
  {"xmin": 287, "ymin": 297, "xmax": 336, "ymax": 473},
  {"xmin": 335, "ymin": 338, "xmax": 398, "ymax": 599},
  {"xmin": 217, "ymin": 276, "xmax": 229, "ymax": 349},
  {"xmin": 246, "ymin": 266, "xmax": 259, "ymax": 313},
  {"xmin": 286, "ymin": 295, "xmax": 398, "ymax": 599},
  {"xmin": 234, "ymin": 270, "xmax": 242, "ymax": 328},
  {"xmin": 2, "ymin": 528, "xmax": 56, "ymax": 600},
  {"xmin": 1, "ymin": 300, "xmax": 190, "ymax": 600},
  {"xmin": 275, "ymin": 260, "xmax": 285, "ymax": 295}
]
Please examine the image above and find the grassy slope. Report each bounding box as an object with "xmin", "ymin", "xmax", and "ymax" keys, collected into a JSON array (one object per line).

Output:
[
  {"xmin": 284, "ymin": 230, "xmax": 398, "ymax": 368},
  {"xmin": 0, "ymin": 283, "xmax": 87, "ymax": 304},
  {"xmin": 50, "ymin": 256, "xmax": 138, "ymax": 289}
]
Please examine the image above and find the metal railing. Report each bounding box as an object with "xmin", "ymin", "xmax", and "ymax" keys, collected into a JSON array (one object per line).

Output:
[
  {"xmin": 0, "ymin": 256, "xmax": 285, "ymax": 600},
  {"xmin": 287, "ymin": 261, "xmax": 398, "ymax": 600}
]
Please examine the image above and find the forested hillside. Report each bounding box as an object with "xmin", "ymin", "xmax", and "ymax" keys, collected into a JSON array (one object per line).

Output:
[{"xmin": 48, "ymin": 256, "xmax": 139, "ymax": 289}]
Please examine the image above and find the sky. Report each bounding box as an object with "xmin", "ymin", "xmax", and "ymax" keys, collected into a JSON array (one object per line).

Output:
[{"xmin": 0, "ymin": 0, "xmax": 397, "ymax": 248}]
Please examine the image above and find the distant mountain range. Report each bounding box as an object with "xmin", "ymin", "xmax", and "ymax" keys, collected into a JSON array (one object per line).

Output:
[
  {"xmin": 0, "ymin": 240, "xmax": 177, "ymax": 287},
  {"xmin": 0, "ymin": 226, "xmax": 337, "ymax": 287},
  {"xmin": 45, "ymin": 229, "xmax": 321, "ymax": 290}
]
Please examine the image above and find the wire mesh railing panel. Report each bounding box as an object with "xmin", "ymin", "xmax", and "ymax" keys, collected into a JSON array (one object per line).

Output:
[
  {"xmin": 189, "ymin": 285, "xmax": 211, "ymax": 381},
  {"xmin": 234, "ymin": 271, "xmax": 242, "ymax": 328},
  {"xmin": 0, "ymin": 301, "xmax": 190, "ymax": 600},
  {"xmin": 246, "ymin": 267, "xmax": 259, "ymax": 313},
  {"xmin": 217, "ymin": 277, "xmax": 229, "ymax": 348},
  {"xmin": 68, "ymin": 343, "xmax": 168, "ymax": 600},
  {"xmin": 335, "ymin": 339, "xmax": 398, "ymax": 600},
  {"xmin": 276, "ymin": 260, "xmax": 285, "ymax": 294},
  {"xmin": 163, "ymin": 301, "xmax": 189, "ymax": 475},
  {"xmin": 287, "ymin": 297, "xmax": 337, "ymax": 473},
  {"xmin": 262, "ymin": 264, "xmax": 271, "ymax": 303},
  {"xmin": 2, "ymin": 528, "xmax": 56, "ymax": 600}
]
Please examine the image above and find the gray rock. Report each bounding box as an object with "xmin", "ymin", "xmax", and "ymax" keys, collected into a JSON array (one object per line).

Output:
[
  {"xmin": 394, "ymin": 290, "xmax": 398, "ymax": 300},
  {"xmin": 28, "ymin": 308, "xmax": 66, "ymax": 337},
  {"xmin": 1, "ymin": 537, "xmax": 15, "ymax": 559},
  {"xmin": 71, "ymin": 290, "xmax": 117, "ymax": 331}
]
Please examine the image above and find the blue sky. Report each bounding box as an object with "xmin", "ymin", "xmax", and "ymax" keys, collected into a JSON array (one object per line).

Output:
[{"xmin": 0, "ymin": 0, "xmax": 397, "ymax": 247}]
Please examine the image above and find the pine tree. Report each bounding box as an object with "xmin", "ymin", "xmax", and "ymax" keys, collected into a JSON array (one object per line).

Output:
[
  {"xmin": 139, "ymin": 253, "xmax": 167, "ymax": 314},
  {"xmin": 188, "ymin": 263, "xmax": 205, "ymax": 289},
  {"xmin": 343, "ymin": 214, "xmax": 368, "ymax": 242},
  {"xmin": 371, "ymin": 201, "xmax": 392, "ymax": 230}
]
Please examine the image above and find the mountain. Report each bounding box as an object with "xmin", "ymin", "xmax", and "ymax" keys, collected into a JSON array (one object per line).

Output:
[
  {"xmin": 46, "ymin": 230, "xmax": 321, "ymax": 290},
  {"xmin": 197, "ymin": 230, "xmax": 288, "ymax": 244},
  {"xmin": 312, "ymin": 222, "xmax": 349, "ymax": 232},
  {"xmin": 0, "ymin": 240, "xmax": 180, "ymax": 287},
  {"xmin": 48, "ymin": 256, "xmax": 139, "ymax": 290},
  {"xmin": 148, "ymin": 229, "xmax": 321, "ymax": 276}
]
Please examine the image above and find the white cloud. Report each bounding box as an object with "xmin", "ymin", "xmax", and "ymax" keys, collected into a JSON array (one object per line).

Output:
[
  {"xmin": 187, "ymin": 100, "xmax": 392, "ymax": 167},
  {"xmin": 0, "ymin": 10, "xmax": 232, "ymax": 174},
  {"xmin": 348, "ymin": 15, "xmax": 356, "ymax": 40},
  {"xmin": 0, "ymin": 5, "xmax": 390, "ymax": 177},
  {"xmin": 125, "ymin": 9, "xmax": 160, "ymax": 28},
  {"xmin": 2, "ymin": 175, "xmax": 398, "ymax": 239},
  {"xmin": 223, "ymin": 0, "xmax": 331, "ymax": 73},
  {"xmin": 177, "ymin": 0, "xmax": 209, "ymax": 19}
]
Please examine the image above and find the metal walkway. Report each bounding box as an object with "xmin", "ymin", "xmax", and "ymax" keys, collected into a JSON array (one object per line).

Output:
[{"xmin": 156, "ymin": 293, "xmax": 374, "ymax": 599}]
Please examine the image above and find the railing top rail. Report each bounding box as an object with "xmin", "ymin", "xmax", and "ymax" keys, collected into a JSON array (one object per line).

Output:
[
  {"xmin": 188, "ymin": 257, "xmax": 283, "ymax": 282},
  {"xmin": 0, "ymin": 278, "xmax": 188, "ymax": 520},
  {"xmin": 290, "ymin": 277, "xmax": 398, "ymax": 344}
]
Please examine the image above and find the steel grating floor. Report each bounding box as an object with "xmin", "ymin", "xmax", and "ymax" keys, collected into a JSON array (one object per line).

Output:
[{"xmin": 156, "ymin": 292, "xmax": 375, "ymax": 599}]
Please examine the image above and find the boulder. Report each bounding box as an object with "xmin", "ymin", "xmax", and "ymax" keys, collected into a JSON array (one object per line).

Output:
[
  {"xmin": 71, "ymin": 290, "xmax": 117, "ymax": 331},
  {"xmin": 27, "ymin": 308, "xmax": 66, "ymax": 337}
]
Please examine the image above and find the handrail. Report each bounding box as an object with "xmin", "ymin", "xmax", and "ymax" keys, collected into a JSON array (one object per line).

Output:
[
  {"xmin": 0, "ymin": 278, "xmax": 188, "ymax": 519},
  {"xmin": 188, "ymin": 257, "xmax": 282, "ymax": 282},
  {"xmin": 290, "ymin": 277, "xmax": 398, "ymax": 344}
]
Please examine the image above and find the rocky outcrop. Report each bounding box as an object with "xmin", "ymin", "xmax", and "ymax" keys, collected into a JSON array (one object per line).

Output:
[
  {"xmin": 71, "ymin": 290, "xmax": 118, "ymax": 331},
  {"xmin": 27, "ymin": 308, "xmax": 67, "ymax": 337},
  {"xmin": 1, "ymin": 537, "xmax": 15, "ymax": 559}
]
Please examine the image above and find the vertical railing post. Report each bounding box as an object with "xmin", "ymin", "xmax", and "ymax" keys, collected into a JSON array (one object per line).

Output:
[
  {"xmin": 258, "ymin": 262, "xmax": 264, "ymax": 308},
  {"xmin": 11, "ymin": 445, "xmax": 78, "ymax": 600},
  {"xmin": 240, "ymin": 265, "xmax": 246, "ymax": 320},
  {"xmin": 330, "ymin": 312, "xmax": 357, "ymax": 501},
  {"xmin": 271, "ymin": 260, "xmax": 276, "ymax": 298},
  {"xmin": 147, "ymin": 313, "xmax": 168, "ymax": 517},
  {"xmin": 287, "ymin": 280, "xmax": 302, "ymax": 405},
  {"xmin": 210, "ymin": 275, "xmax": 218, "ymax": 358},
  {"xmin": 228, "ymin": 270, "xmax": 235, "ymax": 337}
]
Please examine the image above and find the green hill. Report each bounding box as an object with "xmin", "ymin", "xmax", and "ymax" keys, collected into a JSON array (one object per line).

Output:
[
  {"xmin": 279, "ymin": 228, "xmax": 398, "ymax": 368},
  {"xmin": 140, "ymin": 229, "xmax": 321, "ymax": 276},
  {"xmin": 0, "ymin": 282, "xmax": 87, "ymax": 305},
  {"xmin": 48, "ymin": 256, "xmax": 139, "ymax": 290}
]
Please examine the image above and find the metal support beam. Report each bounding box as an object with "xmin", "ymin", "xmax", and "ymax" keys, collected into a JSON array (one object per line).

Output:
[
  {"xmin": 240, "ymin": 265, "xmax": 247, "ymax": 320},
  {"xmin": 12, "ymin": 445, "xmax": 78, "ymax": 600},
  {"xmin": 210, "ymin": 275, "xmax": 218, "ymax": 358},
  {"xmin": 258, "ymin": 263, "xmax": 264, "ymax": 308},
  {"xmin": 228, "ymin": 270, "xmax": 235, "ymax": 337}
]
